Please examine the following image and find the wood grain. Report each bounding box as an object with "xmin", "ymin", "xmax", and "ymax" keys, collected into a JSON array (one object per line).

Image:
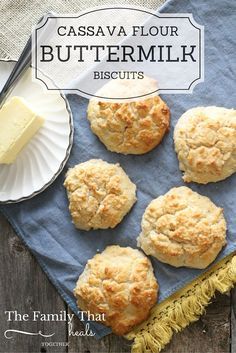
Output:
[
  {"xmin": 163, "ymin": 293, "xmax": 231, "ymax": 353},
  {"xmin": 231, "ymin": 288, "xmax": 236, "ymax": 353},
  {"xmin": 0, "ymin": 214, "xmax": 234, "ymax": 353},
  {"xmin": 68, "ymin": 309, "xmax": 131, "ymax": 353},
  {"xmin": 0, "ymin": 215, "xmax": 67, "ymax": 353}
]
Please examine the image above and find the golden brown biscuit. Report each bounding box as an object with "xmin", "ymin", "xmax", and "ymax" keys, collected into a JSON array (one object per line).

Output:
[
  {"xmin": 74, "ymin": 245, "xmax": 158, "ymax": 335},
  {"xmin": 87, "ymin": 80, "xmax": 170, "ymax": 155},
  {"xmin": 64, "ymin": 159, "xmax": 136, "ymax": 230},
  {"xmin": 174, "ymin": 106, "xmax": 236, "ymax": 184},
  {"xmin": 137, "ymin": 186, "xmax": 227, "ymax": 269}
]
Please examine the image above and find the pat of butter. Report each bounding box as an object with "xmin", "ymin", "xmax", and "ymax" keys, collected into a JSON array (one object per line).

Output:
[{"xmin": 0, "ymin": 96, "xmax": 44, "ymax": 164}]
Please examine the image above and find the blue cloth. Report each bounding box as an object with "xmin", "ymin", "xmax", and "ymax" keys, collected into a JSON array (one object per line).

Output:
[{"xmin": 1, "ymin": 0, "xmax": 236, "ymax": 338}]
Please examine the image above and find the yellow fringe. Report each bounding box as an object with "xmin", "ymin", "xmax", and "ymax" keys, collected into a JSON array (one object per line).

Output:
[{"xmin": 125, "ymin": 253, "xmax": 236, "ymax": 353}]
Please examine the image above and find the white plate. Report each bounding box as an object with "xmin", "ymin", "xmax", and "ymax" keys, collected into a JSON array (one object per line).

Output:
[{"xmin": 0, "ymin": 60, "xmax": 73, "ymax": 203}]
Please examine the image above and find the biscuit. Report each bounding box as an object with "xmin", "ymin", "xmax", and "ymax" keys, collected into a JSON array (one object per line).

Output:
[
  {"xmin": 64, "ymin": 159, "xmax": 136, "ymax": 230},
  {"xmin": 74, "ymin": 245, "xmax": 158, "ymax": 335},
  {"xmin": 174, "ymin": 106, "xmax": 236, "ymax": 184},
  {"xmin": 137, "ymin": 186, "xmax": 227, "ymax": 269},
  {"xmin": 87, "ymin": 79, "xmax": 170, "ymax": 155}
]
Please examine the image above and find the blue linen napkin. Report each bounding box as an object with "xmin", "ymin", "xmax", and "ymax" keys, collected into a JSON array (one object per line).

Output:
[{"xmin": 1, "ymin": 0, "xmax": 235, "ymax": 338}]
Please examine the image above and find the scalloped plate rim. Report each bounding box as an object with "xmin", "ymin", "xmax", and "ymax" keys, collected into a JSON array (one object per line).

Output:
[{"xmin": 0, "ymin": 58, "xmax": 74, "ymax": 204}]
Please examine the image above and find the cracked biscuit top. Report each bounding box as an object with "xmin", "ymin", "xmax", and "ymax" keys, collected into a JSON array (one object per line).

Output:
[
  {"xmin": 87, "ymin": 79, "xmax": 170, "ymax": 154},
  {"xmin": 64, "ymin": 159, "xmax": 136, "ymax": 230},
  {"xmin": 174, "ymin": 106, "xmax": 236, "ymax": 184},
  {"xmin": 74, "ymin": 245, "xmax": 158, "ymax": 335},
  {"xmin": 137, "ymin": 186, "xmax": 227, "ymax": 269}
]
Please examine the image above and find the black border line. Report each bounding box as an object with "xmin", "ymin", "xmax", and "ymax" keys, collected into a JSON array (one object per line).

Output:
[
  {"xmin": 34, "ymin": 7, "xmax": 203, "ymax": 99},
  {"xmin": 0, "ymin": 59, "xmax": 74, "ymax": 204}
]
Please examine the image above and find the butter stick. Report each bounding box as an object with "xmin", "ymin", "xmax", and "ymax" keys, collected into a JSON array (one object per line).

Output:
[{"xmin": 0, "ymin": 96, "xmax": 44, "ymax": 164}]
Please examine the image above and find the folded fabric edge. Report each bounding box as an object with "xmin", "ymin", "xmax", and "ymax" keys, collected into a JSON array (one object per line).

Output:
[
  {"xmin": 125, "ymin": 253, "xmax": 236, "ymax": 353},
  {"xmin": 0, "ymin": 208, "xmax": 110, "ymax": 338}
]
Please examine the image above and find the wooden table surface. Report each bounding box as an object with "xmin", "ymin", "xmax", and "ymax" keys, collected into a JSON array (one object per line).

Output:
[{"xmin": 0, "ymin": 214, "xmax": 235, "ymax": 353}]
